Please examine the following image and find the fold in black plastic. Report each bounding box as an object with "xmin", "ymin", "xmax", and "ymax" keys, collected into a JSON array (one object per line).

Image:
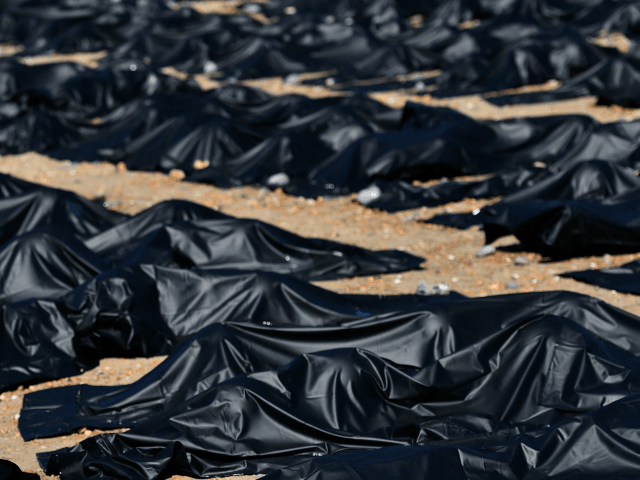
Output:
[
  {"xmin": 0, "ymin": 261, "xmax": 434, "ymax": 392},
  {"xmin": 420, "ymin": 160, "xmax": 640, "ymax": 255},
  {"xmin": 480, "ymin": 189, "xmax": 640, "ymax": 257},
  {"xmin": 0, "ymin": 179, "xmax": 422, "ymax": 391},
  {"xmin": 561, "ymin": 259, "xmax": 640, "ymax": 296},
  {"xmin": 0, "ymin": 459, "xmax": 38, "ymax": 480},
  {"xmin": 3, "ymin": 55, "xmax": 640, "ymax": 197},
  {"xmin": 35, "ymin": 290, "xmax": 640, "ymax": 479},
  {"xmin": 262, "ymin": 392, "xmax": 640, "ymax": 480}
]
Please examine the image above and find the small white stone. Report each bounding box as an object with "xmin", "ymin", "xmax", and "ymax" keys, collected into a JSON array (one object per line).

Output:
[
  {"xmin": 357, "ymin": 185, "xmax": 382, "ymax": 205},
  {"xmin": 475, "ymin": 245, "xmax": 496, "ymax": 258},
  {"xmin": 266, "ymin": 172, "xmax": 290, "ymax": 187},
  {"xmin": 244, "ymin": 4, "xmax": 260, "ymax": 13},
  {"xmin": 204, "ymin": 61, "xmax": 218, "ymax": 73}
]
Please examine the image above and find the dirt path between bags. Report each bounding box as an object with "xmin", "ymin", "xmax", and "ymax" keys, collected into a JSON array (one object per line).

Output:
[{"xmin": 1, "ymin": 3, "xmax": 640, "ymax": 478}]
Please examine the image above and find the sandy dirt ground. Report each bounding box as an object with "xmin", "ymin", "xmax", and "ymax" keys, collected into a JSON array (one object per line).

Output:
[{"xmin": 1, "ymin": 5, "xmax": 640, "ymax": 480}]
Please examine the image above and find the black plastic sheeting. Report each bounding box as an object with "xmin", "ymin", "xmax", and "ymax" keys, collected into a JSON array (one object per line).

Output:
[
  {"xmin": 0, "ymin": 460, "xmax": 37, "ymax": 480},
  {"xmin": 0, "ymin": 0, "xmax": 639, "ymax": 198},
  {"xmin": 561, "ymin": 260, "xmax": 640, "ymax": 296},
  {"xmin": 0, "ymin": 178, "xmax": 421, "ymax": 282},
  {"xmin": 6, "ymin": 83, "xmax": 640, "ymax": 198},
  {"xmin": 486, "ymin": 49, "xmax": 640, "ymax": 108},
  {"xmin": 357, "ymin": 165, "xmax": 542, "ymax": 212},
  {"xmin": 0, "ymin": 0, "xmax": 633, "ymax": 90},
  {"xmin": 363, "ymin": 156, "xmax": 640, "ymax": 211},
  {"xmin": 32, "ymin": 290, "xmax": 640, "ymax": 479},
  {"xmin": 0, "ymin": 264, "xmax": 432, "ymax": 393},
  {"xmin": 19, "ymin": 277, "xmax": 463, "ymax": 440},
  {"xmin": 416, "ymin": 160, "xmax": 640, "ymax": 257},
  {"xmin": 479, "ymin": 190, "xmax": 640, "ymax": 257},
  {"xmin": 0, "ymin": 178, "xmax": 422, "ymax": 391},
  {"xmin": 262, "ymin": 394, "xmax": 640, "ymax": 480},
  {"xmin": 3, "ymin": 2, "xmax": 640, "ymax": 479}
]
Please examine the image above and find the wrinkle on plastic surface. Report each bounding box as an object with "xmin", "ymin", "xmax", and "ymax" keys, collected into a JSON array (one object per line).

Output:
[
  {"xmin": 32, "ymin": 290, "xmax": 640, "ymax": 479},
  {"xmin": 0, "ymin": 180, "xmax": 422, "ymax": 391}
]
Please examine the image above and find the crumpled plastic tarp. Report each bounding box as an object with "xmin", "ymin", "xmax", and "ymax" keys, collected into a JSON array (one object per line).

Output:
[
  {"xmin": 561, "ymin": 259, "xmax": 640, "ymax": 295},
  {"xmin": 6, "ymin": 69, "xmax": 640, "ymax": 198},
  {"xmin": 260, "ymin": 393, "xmax": 640, "ymax": 480},
  {"xmin": 418, "ymin": 160, "xmax": 640, "ymax": 255},
  {"xmin": 1, "ymin": 0, "xmax": 640, "ymax": 198},
  {"xmin": 0, "ymin": 178, "xmax": 422, "ymax": 282},
  {"xmin": 487, "ymin": 48, "xmax": 640, "ymax": 108},
  {"xmin": 0, "ymin": 264, "xmax": 431, "ymax": 392},
  {"xmin": 365, "ymin": 159, "xmax": 640, "ymax": 212},
  {"xmin": 3, "ymin": 1, "xmax": 640, "ymax": 478},
  {"xmin": 478, "ymin": 188, "xmax": 640, "ymax": 257},
  {"xmin": 33, "ymin": 290, "xmax": 640, "ymax": 480},
  {"xmin": 0, "ymin": 459, "xmax": 37, "ymax": 480},
  {"xmin": 1, "ymin": 0, "xmax": 631, "ymax": 88},
  {"xmin": 0, "ymin": 178, "xmax": 422, "ymax": 391}
]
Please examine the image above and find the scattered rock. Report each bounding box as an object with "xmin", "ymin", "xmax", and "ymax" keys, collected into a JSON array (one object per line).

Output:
[
  {"xmin": 203, "ymin": 61, "xmax": 218, "ymax": 73},
  {"xmin": 475, "ymin": 245, "xmax": 496, "ymax": 257},
  {"xmin": 244, "ymin": 4, "xmax": 261, "ymax": 13},
  {"xmin": 416, "ymin": 281, "xmax": 450, "ymax": 296},
  {"xmin": 404, "ymin": 212, "xmax": 419, "ymax": 222},
  {"xmin": 266, "ymin": 172, "xmax": 290, "ymax": 187},
  {"xmin": 193, "ymin": 159, "xmax": 210, "ymax": 170},
  {"xmin": 356, "ymin": 185, "xmax": 381, "ymax": 205},
  {"xmin": 169, "ymin": 169, "xmax": 186, "ymax": 181},
  {"xmin": 506, "ymin": 282, "xmax": 518, "ymax": 289},
  {"xmin": 514, "ymin": 256, "xmax": 529, "ymax": 266},
  {"xmin": 284, "ymin": 73, "xmax": 299, "ymax": 84}
]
